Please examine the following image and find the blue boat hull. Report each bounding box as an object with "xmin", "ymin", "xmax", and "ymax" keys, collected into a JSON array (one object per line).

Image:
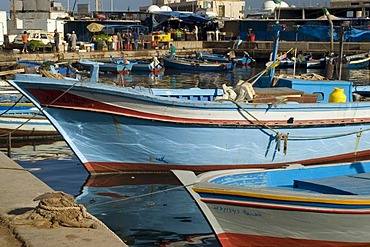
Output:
[{"xmin": 162, "ymin": 56, "xmax": 233, "ymax": 71}]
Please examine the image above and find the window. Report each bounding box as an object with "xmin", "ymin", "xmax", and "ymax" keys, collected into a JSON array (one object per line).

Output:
[{"xmin": 219, "ymin": 5, "xmax": 225, "ymax": 17}]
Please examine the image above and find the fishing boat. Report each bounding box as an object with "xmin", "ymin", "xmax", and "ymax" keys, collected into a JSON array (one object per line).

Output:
[
  {"xmin": 79, "ymin": 58, "xmax": 136, "ymax": 73},
  {"xmin": 7, "ymin": 64, "xmax": 370, "ymax": 174},
  {"xmin": 173, "ymin": 160, "xmax": 370, "ymax": 246},
  {"xmin": 6, "ymin": 24, "xmax": 370, "ymax": 174},
  {"xmin": 198, "ymin": 51, "xmax": 255, "ymax": 67},
  {"xmin": 131, "ymin": 58, "xmax": 164, "ymax": 74},
  {"xmin": 343, "ymin": 53, "xmax": 370, "ymax": 69},
  {"xmin": 162, "ymin": 55, "xmax": 234, "ymax": 71},
  {"xmin": 1, "ymin": 90, "xmax": 56, "ymax": 137},
  {"xmin": 0, "ymin": 107, "xmax": 56, "ymax": 137},
  {"xmin": 276, "ymin": 56, "xmax": 327, "ymax": 69},
  {"xmin": 16, "ymin": 59, "xmax": 42, "ymax": 68},
  {"xmin": 15, "ymin": 59, "xmax": 79, "ymax": 78}
]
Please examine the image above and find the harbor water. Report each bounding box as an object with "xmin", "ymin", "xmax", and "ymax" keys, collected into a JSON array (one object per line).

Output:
[{"xmin": 2, "ymin": 66, "xmax": 370, "ymax": 246}]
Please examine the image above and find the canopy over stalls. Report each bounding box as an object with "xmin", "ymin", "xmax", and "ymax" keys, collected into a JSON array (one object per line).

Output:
[
  {"xmin": 297, "ymin": 25, "xmax": 370, "ymax": 42},
  {"xmin": 152, "ymin": 11, "xmax": 212, "ymax": 30},
  {"xmin": 156, "ymin": 11, "xmax": 212, "ymax": 22}
]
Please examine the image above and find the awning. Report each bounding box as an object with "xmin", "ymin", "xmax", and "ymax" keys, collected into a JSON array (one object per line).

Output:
[{"xmin": 154, "ymin": 11, "xmax": 212, "ymax": 22}]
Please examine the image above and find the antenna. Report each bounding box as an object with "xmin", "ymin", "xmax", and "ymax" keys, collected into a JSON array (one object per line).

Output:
[
  {"xmin": 12, "ymin": 0, "xmax": 16, "ymax": 28},
  {"xmin": 95, "ymin": 0, "xmax": 102, "ymax": 11}
]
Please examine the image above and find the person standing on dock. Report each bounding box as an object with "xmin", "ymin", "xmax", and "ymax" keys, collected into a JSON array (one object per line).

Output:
[
  {"xmin": 70, "ymin": 31, "xmax": 77, "ymax": 51},
  {"xmin": 139, "ymin": 32, "xmax": 145, "ymax": 49},
  {"xmin": 169, "ymin": 44, "xmax": 176, "ymax": 59},
  {"xmin": 112, "ymin": 33, "xmax": 118, "ymax": 51},
  {"xmin": 193, "ymin": 25, "xmax": 198, "ymax": 41},
  {"xmin": 21, "ymin": 31, "xmax": 28, "ymax": 53},
  {"xmin": 133, "ymin": 30, "xmax": 139, "ymax": 50},
  {"xmin": 117, "ymin": 31, "xmax": 123, "ymax": 51},
  {"xmin": 54, "ymin": 29, "xmax": 60, "ymax": 52}
]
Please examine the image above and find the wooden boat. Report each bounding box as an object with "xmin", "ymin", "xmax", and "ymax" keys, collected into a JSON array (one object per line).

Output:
[
  {"xmin": 7, "ymin": 63, "xmax": 370, "ymax": 174},
  {"xmin": 131, "ymin": 59, "xmax": 164, "ymax": 73},
  {"xmin": 343, "ymin": 53, "xmax": 370, "ymax": 69},
  {"xmin": 16, "ymin": 59, "xmax": 42, "ymax": 68},
  {"xmin": 0, "ymin": 107, "xmax": 56, "ymax": 137},
  {"xmin": 174, "ymin": 160, "xmax": 370, "ymax": 246},
  {"xmin": 79, "ymin": 58, "xmax": 136, "ymax": 73},
  {"xmin": 198, "ymin": 51, "xmax": 255, "ymax": 66},
  {"xmin": 277, "ymin": 57, "xmax": 326, "ymax": 69},
  {"xmin": 162, "ymin": 55, "xmax": 234, "ymax": 71},
  {"xmin": 6, "ymin": 25, "xmax": 370, "ymax": 174},
  {"xmin": 15, "ymin": 59, "xmax": 79, "ymax": 78}
]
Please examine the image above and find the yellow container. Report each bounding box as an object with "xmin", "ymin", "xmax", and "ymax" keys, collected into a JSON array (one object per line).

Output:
[
  {"xmin": 329, "ymin": 87, "xmax": 346, "ymax": 102},
  {"xmin": 152, "ymin": 33, "xmax": 172, "ymax": 42}
]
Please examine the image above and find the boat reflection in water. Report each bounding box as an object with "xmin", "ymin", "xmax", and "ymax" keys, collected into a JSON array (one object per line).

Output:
[{"xmin": 76, "ymin": 172, "xmax": 219, "ymax": 246}]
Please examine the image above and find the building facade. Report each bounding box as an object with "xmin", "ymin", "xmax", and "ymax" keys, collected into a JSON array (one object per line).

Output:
[
  {"xmin": 9, "ymin": 0, "xmax": 69, "ymax": 35},
  {"xmin": 141, "ymin": 0, "xmax": 245, "ymax": 19}
]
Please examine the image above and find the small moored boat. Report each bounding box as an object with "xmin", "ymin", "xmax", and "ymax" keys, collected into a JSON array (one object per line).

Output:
[{"xmin": 174, "ymin": 161, "xmax": 370, "ymax": 246}]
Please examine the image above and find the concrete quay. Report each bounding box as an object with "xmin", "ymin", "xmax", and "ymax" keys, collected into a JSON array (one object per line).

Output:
[
  {"xmin": 1, "ymin": 40, "xmax": 369, "ymax": 68},
  {"xmin": 0, "ymin": 40, "xmax": 208, "ymax": 67},
  {"xmin": 0, "ymin": 151, "xmax": 126, "ymax": 247}
]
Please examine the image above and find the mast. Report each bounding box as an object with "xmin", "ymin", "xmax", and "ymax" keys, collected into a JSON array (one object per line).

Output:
[
  {"xmin": 323, "ymin": 8, "xmax": 334, "ymax": 54},
  {"xmin": 12, "ymin": 0, "xmax": 16, "ymax": 28}
]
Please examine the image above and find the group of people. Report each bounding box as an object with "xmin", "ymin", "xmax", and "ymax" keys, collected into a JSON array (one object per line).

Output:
[
  {"xmin": 63, "ymin": 31, "xmax": 78, "ymax": 52},
  {"xmin": 110, "ymin": 30, "xmax": 145, "ymax": 51}
]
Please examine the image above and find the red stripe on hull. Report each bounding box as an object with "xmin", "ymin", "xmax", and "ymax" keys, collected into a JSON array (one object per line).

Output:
[
  {"xmin": 217, "ymin": 233, "xmax": 369, "ymax": 247},
  {"xmin": 83, "ymin": 149, "xmax": 370, "ymax": 174},
  {"xmin": 28, "ymin": 89, "xmax": 370, "ymax": 126}
]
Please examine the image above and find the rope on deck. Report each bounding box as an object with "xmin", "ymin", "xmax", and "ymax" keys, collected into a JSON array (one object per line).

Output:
[{"xmin": 229, "ymin": 98, "xmax": 370, "ymax": 155}]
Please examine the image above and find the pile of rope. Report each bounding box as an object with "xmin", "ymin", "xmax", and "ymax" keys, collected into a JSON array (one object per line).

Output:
[
  {"xmin": 8, "ymin": 191, "xmax": 98, "ymax": 229},
  {"xmin": 39, "ymin": 69, "xmax": 65, "ymax": 79}
]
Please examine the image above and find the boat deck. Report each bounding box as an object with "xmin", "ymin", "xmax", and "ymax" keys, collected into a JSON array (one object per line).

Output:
[
  {"xmin": 294, "ymin": 173, "xmax": 370, "ymax": 195},
  {"xmin": 151, "ymin": 87, "xmax": 318, "ymax": 103}
]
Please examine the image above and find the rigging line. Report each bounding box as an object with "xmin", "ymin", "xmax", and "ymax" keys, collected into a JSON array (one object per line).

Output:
[
  {"xmin": 0, "ymin": 95, "xmax": 25, "ymax": 116},
  {"xmin": 0, "ymin": 111, "xmax": 41, "ymax": 138},
  {"xmin": 44, "ymin": 80, "xmax": 80, "ymax": 108},
  {"xmin": 84, "ymin": 182, "xmax": 197, "ymax": 208},
  {"xmin": 229, "ymin": 98, "xmax": 370, "ymax": 140},
  {"xmin": 288, "ymin": 128, "xmax": 370, "ymax": 139}
]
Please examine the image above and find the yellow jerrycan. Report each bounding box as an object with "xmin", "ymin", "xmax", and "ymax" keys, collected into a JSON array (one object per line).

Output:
[{"xmin": 329, "ymin": 87, "xmax": 346, "ymax": 102}]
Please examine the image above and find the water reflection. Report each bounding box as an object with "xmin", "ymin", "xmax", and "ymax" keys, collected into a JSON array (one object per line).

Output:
[
  {"xmin": 341, "ymin": 69, "xmax": 370, "ymax": 85},
  {"xmin": 77, "ymin": 173, "xmax": 218, "ymax": 246},
  {"xmin": 101, "ymin": 66, "xmax": 259, "ymax": 89},
  {"xmin": 1, "ymin": 139, "xmax": 72, "ymax": 161},
  {"xmin": 100, "ymin": 66, "xmax": 369, "ymax": 91}
]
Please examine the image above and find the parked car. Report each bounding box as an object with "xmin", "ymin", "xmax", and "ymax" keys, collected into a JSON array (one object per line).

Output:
[{"xmin": 12, "ymin": 30, "xmax": 54, "ymax": 49}]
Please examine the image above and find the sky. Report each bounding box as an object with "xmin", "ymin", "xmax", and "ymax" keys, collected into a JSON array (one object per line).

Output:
[{"xmin": 0, "ymin": 0, "xmax": 331, "ymax": 12}]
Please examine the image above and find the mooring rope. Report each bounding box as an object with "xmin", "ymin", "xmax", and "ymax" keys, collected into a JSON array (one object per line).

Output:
[
  {"xmin": 228, "ymin": 98, "xmax": 370, "ymax": 155},
  {"xmin": 0, "ymin": 111, "xmax": 40, "ymax": 138},
  {"xmin": 85, "ymin": 182, "xmax": 196, "ymax": 208}
]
